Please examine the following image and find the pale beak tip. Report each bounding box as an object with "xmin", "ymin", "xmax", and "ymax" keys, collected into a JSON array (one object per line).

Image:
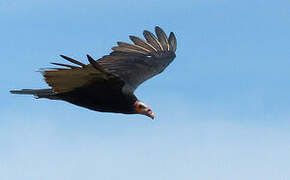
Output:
[{"xmin": 150, "ymin": 113, "xmax": 155, "ymax": 120}]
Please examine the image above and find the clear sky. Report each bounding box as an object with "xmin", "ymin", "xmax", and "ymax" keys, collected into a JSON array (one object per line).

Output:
[{"xmin": 1, "ymin": 0, "xmax": 290, "ymax": 179}]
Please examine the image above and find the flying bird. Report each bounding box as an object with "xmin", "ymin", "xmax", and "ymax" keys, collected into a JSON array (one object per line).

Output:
[{"xmin": 10, "ymin": 26, "xmax": 177, "ymax": 119}]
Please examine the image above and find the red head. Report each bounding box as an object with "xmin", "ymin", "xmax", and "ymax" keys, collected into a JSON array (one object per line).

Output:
[{"xmin": 134, "ymin": 100, "xmax": 154, "ymax": 119}]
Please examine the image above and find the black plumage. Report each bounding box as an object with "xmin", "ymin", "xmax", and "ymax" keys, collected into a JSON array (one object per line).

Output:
[{"xmin": 10, "ymin": 26, "xmax": 177, "ymax": 119}]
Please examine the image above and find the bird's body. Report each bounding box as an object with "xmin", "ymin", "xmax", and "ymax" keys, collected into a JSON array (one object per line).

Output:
[
  {"xmin": 11, "ymin": 26, "xmax": 177, "ymax": 119},
  {"xmin": 56, "ymin": 84, "xmax": 137, "ymax": 114}
]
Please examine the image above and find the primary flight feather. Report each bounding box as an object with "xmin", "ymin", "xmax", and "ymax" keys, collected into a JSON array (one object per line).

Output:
[{"xmin": 10, "ymin": 26, "xmax": 177, "ymax": 119}]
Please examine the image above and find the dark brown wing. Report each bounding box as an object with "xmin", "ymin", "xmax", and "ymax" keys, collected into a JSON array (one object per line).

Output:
[
  {"xmin": 43, "ymin": 26, "xmax": 176, "ymax": 94},
  {"xmin": 98, "ymin": 26, "xmax": 177, "ymax": 92},
  {"xmin": 43, "ymin": 55, "xmax": 124, "ymax": 94}
]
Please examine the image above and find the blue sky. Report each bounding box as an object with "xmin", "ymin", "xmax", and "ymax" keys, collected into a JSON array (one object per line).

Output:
[{"xmin": 1, "ymin": 0, "xmax": 290, "ymax": 179}]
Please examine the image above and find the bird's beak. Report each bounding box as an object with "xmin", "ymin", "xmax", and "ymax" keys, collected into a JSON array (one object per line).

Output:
[{"xmin": 148, "ymin": 111, "xmax": 155, "ymax": 119}]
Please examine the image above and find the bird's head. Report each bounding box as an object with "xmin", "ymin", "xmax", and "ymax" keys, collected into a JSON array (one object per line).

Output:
[{"xmin": 134, "ymin": 100, "xmax": 154, "ymax": 119}]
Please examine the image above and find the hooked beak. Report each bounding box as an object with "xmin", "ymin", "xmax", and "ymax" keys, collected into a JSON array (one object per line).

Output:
[{"xmin": 148, "ymin": 111, "xmax": 155, "ymax": 119}]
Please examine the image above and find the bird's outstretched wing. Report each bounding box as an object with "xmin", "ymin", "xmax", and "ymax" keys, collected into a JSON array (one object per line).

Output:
[
  {"xmin": 43, "ymin": 55, "xmax": 124, "ymax": 94},
  {"xmin": 43, "ymin": 26, "xmax": 176, "ymax": 94},
  {"xmin": 98, "ymin": 26, "xmax": 177, "ymax": 92}
]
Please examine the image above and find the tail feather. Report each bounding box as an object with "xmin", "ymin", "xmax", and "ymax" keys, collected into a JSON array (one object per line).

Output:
[{"xmin": 10, "ymin": 88, "xmax": 55, "ymax": 99}]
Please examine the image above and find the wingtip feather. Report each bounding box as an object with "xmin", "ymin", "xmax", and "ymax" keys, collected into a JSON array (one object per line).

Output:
[
  {"xmin": 168, "ymin": 32, "xmax": 177, "ymax": 52},
  {"xmin": 60, "ymin": 55, "xmax": 86, "ymax": 67},
  {"xmin": 155, "ymin": 26, "xmax": 170, "ymax": 51}
]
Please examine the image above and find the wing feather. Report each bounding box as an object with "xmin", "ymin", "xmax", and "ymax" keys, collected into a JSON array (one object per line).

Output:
[
  {"xmin": 129, "ymin": 36, "xmax": 158, "ymax": 55},
  {"xmin": 155, "ymin": 26, "xmax": 170, "ymax": 51},
  {"xmin": 51, "ymin": 62, "xmax": 80, "ymax": 69},
  {"xmin": 143, "ymin": 30, "xmax": 163, "ymax": 51},
  {"xmin": 60, "ymin": 55, "xmax": 86, "ymax": 67},
  {"xmin": 168, "ymin": 32, "xmax": 177, "ymax": 52},
  {"xmin": 112, "ymin": 46, "xmax": 148, "ymax": 55},
  {"xmin": 117, "ymin": 42, "xmax": 151, "ymax": 54}
]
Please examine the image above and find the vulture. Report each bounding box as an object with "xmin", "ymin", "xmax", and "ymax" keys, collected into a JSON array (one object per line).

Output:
[{"xmin": 10, "ymin": 26, "xmax": 177, "ymax": 119}]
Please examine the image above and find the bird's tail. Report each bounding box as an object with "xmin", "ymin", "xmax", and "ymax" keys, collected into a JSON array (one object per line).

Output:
[{"xmin": 10, "ymin": 88, "xmax": 57, "ymax": 99}]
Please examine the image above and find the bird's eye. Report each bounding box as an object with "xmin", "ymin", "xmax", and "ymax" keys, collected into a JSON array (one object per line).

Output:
[{"xmin": 138, "ymin": 104, "xmax": 144, "ymax": 109}]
